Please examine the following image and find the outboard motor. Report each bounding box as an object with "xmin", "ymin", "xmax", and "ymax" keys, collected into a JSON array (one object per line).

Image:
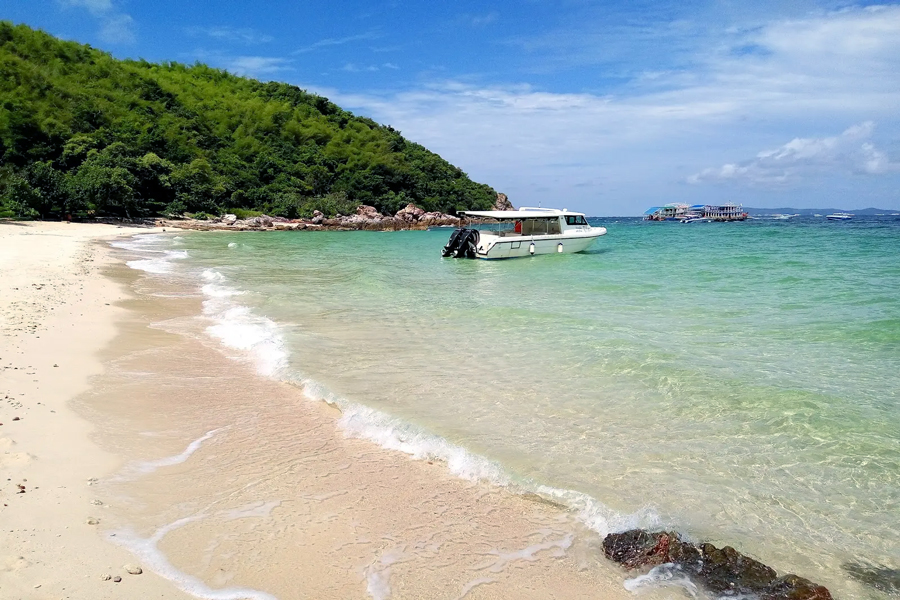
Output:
[
  {"xmin": 441, "ymin": 228, "xmax": 480, "ymax": 258},
  {"xmin": 441, "ymin": 228, "xmax": 466, "ymax": 257}
]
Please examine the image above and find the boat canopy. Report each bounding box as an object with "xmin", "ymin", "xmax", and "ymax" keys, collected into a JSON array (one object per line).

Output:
[
  {"xmin": 643, "ymin": 207, "xmax": 663, "ymax": 215},
  {"xmin": 460, "ymin": 208, "xmax": 583, "ymax": 220}
]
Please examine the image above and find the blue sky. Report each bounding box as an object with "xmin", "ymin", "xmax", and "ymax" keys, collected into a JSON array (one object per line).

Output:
[{"xmin": 5, "ymin": 0, "xmax": 900, "ymax": 215}]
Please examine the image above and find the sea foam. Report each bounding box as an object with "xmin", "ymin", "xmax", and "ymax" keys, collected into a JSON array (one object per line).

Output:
[
  {"xmin": 195, "ymin": 267, "xmax": 658, "ymax": 541},
  {"xmin": 109, "ymin": 516, "xmax": 278, "ymax": 600}
]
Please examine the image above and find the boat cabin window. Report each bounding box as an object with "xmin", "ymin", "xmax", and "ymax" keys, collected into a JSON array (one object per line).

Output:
[
  {"xmin": 521, "ymin": 218, "xmax": 561, "ymax": 235},
  {"xmin": 565, "ymin": 215, "xmax": 588, "ymax": 226}
]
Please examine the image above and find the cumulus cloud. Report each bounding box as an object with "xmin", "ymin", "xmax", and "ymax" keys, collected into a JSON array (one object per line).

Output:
[
  {"xmin": 687, "ymin": 122, "xmax": 899, "ymax": 185},
  {"xmin": 59, "ymin": 0, "xmax": 134, "ymax": 43}
]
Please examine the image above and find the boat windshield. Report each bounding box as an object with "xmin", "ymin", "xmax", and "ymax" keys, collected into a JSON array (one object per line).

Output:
[
  {"xmin": 565, "ymin": 215, "xmax": 588, "ymax": 226},
  {"xmin": 521, "ymin": 218, "xmax": 561, "ymax": 235}
]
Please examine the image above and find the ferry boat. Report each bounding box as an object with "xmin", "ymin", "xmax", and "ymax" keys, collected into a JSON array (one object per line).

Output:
[
  {"xmin": 826, "ymin": 212, "xmax": 853, "ymax": 221},
  {"xmin": 645, "ymin": 203, "xmax": 747, "ymax": 222},
  {"xmin": 441, "ymin": 208, "xmax": 606, "ymax": 260}
]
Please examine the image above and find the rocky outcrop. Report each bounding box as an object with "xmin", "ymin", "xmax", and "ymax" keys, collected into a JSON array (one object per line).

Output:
[
  {"xmin": 155, "ymin": 203, "xmax": 460, "ymax": 232},
  {"xmin": 492, "ymin": 193, "xmax": 514, "ymax": 211},
  {"xmin": 603, "ymin": 530, "xmax": 832, "ymax": 600}
]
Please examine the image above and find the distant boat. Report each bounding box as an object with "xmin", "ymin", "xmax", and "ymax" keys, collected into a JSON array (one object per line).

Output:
[
  {"xmin": 645, "ymin": 203, "xmax": 747, "ymax": 222},
  {"xmin": 826, "ymin": 212, "xmax": 853, "ymax": 221}
]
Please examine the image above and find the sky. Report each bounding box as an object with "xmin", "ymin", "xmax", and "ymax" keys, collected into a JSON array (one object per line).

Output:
[{"xmin": 4, "ymin": 0, "xmax": 900, "ymax": 215}]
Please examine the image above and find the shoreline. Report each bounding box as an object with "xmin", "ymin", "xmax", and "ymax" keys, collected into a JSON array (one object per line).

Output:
[
  {"xmin": 1, "ymin": 222, "xmax": 647, "ymax": 599},
  {"xmin": 0, "ymin": 221, "xmax": 191, "ymax": 598}
]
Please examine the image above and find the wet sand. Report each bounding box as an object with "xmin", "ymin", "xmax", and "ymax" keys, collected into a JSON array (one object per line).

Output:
[
  {"xmin": 0, "ymin": 221, "xmax": 189, "ymax": 599},
  {"xmin": 1, "ymin": 222, "xmax": 652, "ymax": 599}
]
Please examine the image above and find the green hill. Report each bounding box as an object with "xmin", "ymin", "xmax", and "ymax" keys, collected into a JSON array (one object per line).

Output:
[{"xmin": 0, "ymin": 22, "xmax": 496, "ymax": 220}]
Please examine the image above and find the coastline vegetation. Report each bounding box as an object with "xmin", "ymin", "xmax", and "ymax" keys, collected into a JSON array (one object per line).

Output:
[{"xmin": 0, "ymin": 22, "xmax": 496, "ymax": 220}]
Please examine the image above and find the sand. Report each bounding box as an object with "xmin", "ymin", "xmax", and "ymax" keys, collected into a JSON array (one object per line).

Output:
[
  {"xmin": 0, "ymin": 221, "xmax": 189, "ymax": 599},
  {"xmin": 1, "ymin": 221, "xmax": 648, "ymax": 600}
]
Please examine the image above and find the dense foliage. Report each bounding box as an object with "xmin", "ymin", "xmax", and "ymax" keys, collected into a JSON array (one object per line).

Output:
[{"xmin": 0, "ymin": 22, "xmax": 496, "ymax": 219}]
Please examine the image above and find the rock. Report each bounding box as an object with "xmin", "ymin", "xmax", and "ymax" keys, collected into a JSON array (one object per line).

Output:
[
  {"xmin": 311, "ymin": 210, "xmax": 324, "ymax": 224},
  {"xmin": 602, "ymin": 529, "xmax": 674, "ymax": 570},
  {"xmin": 113, "ymin": 575, "xmax": 122, "ymax": 583},
  {"xmin": 492, "ymin": 192, "xmax": 514, "ymax": 211},
  {"xmin": 395, "ymin": 203, "xmax": 425, "ymax": 222},
  {"xmin": 356, "ymin": 205, "xmax": 383, "ymax": 220},
  {"xmin": 124, "ymin": 564, "xmax": 143, "ymax": 575},
  {"xmin": 695, "ymin": 543, "xmax": 776, "ymax": 594},
  {"xmin": 86, "ymin": 517, "xmax": 100, "ymax": 525},
  {"xmin": 843, "ymin": 561, "xmax": 900, "ymax": 595},
  {"xmin": 762, "ymin": 574, "xmax": 833, "ymax": 600},
  {"xmin": 603, "ymin": 530, "xmax": 830, "ymax": 600},
  {"xmin": 221, "ymin": 214, "xmax": 237, "ymax": 225},
  {"xmin": 100, "ymin": 574, "xmax": 112, "ymax": 581}
]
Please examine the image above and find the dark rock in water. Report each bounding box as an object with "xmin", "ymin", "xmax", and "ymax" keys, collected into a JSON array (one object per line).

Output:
[
  {"xmin": 603, "ymin": 529, "xmax": 831, "ymax": 600},
  {"xmin": 694, "ymin": 543, "xmax": 776, "ymax": 594},
  {"xmin": 761, "ymin": 574, "xmax": 832, "ymax": 600},
  {"xmin": 843, "ymin": 561, "xmax": 900, "ymax": 595},
  {"xmin": 602, "ymin": 530, "xmax": 676, "ymax": 569}
]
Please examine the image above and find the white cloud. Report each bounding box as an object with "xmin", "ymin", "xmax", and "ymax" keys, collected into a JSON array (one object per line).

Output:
[
  {"xmin": 468, "ymin": 12, "xmax": 498, "ymax": 27},
  {"xmin": 293, "ymin": 31, "xmax": 381, "ymax": 54},
  {"xmin": 59, "ymin": 0, "xmax": 135, "ymax": 44},
  {"xmin": 226, "ymin": 56, "xmax": 292, "ymax": 77},
  {"xmin": 60, "ymin": 0, "xmax": 113, "ymax": 16},
  {"xmin": 687, "ymin": 122, "xmax": 899, "ymax": 185},
  {"xmin": 99, "ymin": 13, "xmax": 135, "ymax": 44},
  {"xmin": 186, "ymin": 26, "xmax": 274, "ymax": 45},
  {"xmin": 306, "ymin": 6, "xmax": 900, "ymax": 212}
]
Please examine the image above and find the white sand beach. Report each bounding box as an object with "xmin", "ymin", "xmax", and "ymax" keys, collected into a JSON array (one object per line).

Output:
[{"xmin": 1, "ymin": 221, "xmax": 645, "ymax": 600}]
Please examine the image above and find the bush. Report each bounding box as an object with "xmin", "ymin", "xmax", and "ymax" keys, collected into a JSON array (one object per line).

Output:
[{"xmin": 225, "ymin": 207, "xmax": 263, "ymax": 219}]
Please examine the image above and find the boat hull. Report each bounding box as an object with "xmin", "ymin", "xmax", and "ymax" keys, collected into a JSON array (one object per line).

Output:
[{"xmin": 474, "ymin": 231, "xmax": 605, "ymax": 259}]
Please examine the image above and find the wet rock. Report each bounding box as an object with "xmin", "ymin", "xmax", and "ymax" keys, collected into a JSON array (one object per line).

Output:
[
  {"xmin": 602, "ymin": 529, "xmax": 675, "ymax": 569},
  {"xmin": 694, "ymin": 543, "xmax": 776, "ymax": 594},
  {"xmin": 124, "ymin": 564, "xmax": 142, "ymax": 575},
  {"xmin": 603, "ymin": 530, "xmax": 831, "ymax": 600},
  {"xmin": 843, "ymin": 560, "xmax": 900, "ymax": 594},
  {"xmin": 762, "ymin": 574, "xmax": 832, "ymax": 600}
]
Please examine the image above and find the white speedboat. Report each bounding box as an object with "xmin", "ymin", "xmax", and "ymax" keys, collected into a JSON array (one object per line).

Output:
[
  {"xmin": 442, "ymin": 207, "xmax": 606, "ymax": 259},
  {"xmin": 826, "ymin": 212, "xmax": 853, "ymax": 220}
]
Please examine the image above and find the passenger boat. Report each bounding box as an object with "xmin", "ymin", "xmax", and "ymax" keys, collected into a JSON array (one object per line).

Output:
[
  {"xmin": 826, "ymin": 212, "xmax": 853, "ymax": 221},
  {"xmin": 441, "ymin": 208, "xmax": 606, "ymax": 259}
]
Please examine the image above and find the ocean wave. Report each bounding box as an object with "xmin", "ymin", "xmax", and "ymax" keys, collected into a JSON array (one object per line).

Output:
[
  {"xmin": 114, "ymin": 235, "xmax": 189, "ymax": 274},
  {"xmin": 195, "ymin": 267, "xmax": 658, "ymax": 543},
  {"xmin": 200, "ymin": 270, "xmax": 288, "ymax": 378}
]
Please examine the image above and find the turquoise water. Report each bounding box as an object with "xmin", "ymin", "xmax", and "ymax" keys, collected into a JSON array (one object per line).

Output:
[{"xmin": 118, "ymin": 217, "xmax": 900, "ymax": 597}]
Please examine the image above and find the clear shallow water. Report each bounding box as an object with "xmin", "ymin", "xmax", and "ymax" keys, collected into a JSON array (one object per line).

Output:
[{"xmin": 116, "ymin": 217, "xmax": 900, "ymax": 597}]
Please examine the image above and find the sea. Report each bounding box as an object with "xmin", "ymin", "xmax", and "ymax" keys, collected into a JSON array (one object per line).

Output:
[{"xmin": 112, "ymin": 215, "xmax": 900, "ymax": 598}]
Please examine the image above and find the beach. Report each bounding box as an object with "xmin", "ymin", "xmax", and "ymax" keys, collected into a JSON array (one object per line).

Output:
[
  {"xmin": 0, "ymin": 221, "xmax": 192, "ymax": 598},
  {"xmin": 0, "ymin": 222, "xmax": 646, "ymax": 599},
  {"xmin": 3, "ymin": 218, "xmax": 897, "ymax": 600}
]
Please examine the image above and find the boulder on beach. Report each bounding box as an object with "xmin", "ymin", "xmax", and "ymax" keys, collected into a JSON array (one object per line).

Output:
[{"xmin": 602, "ymin": 529, "xmax": 832, "ymax": 600}]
